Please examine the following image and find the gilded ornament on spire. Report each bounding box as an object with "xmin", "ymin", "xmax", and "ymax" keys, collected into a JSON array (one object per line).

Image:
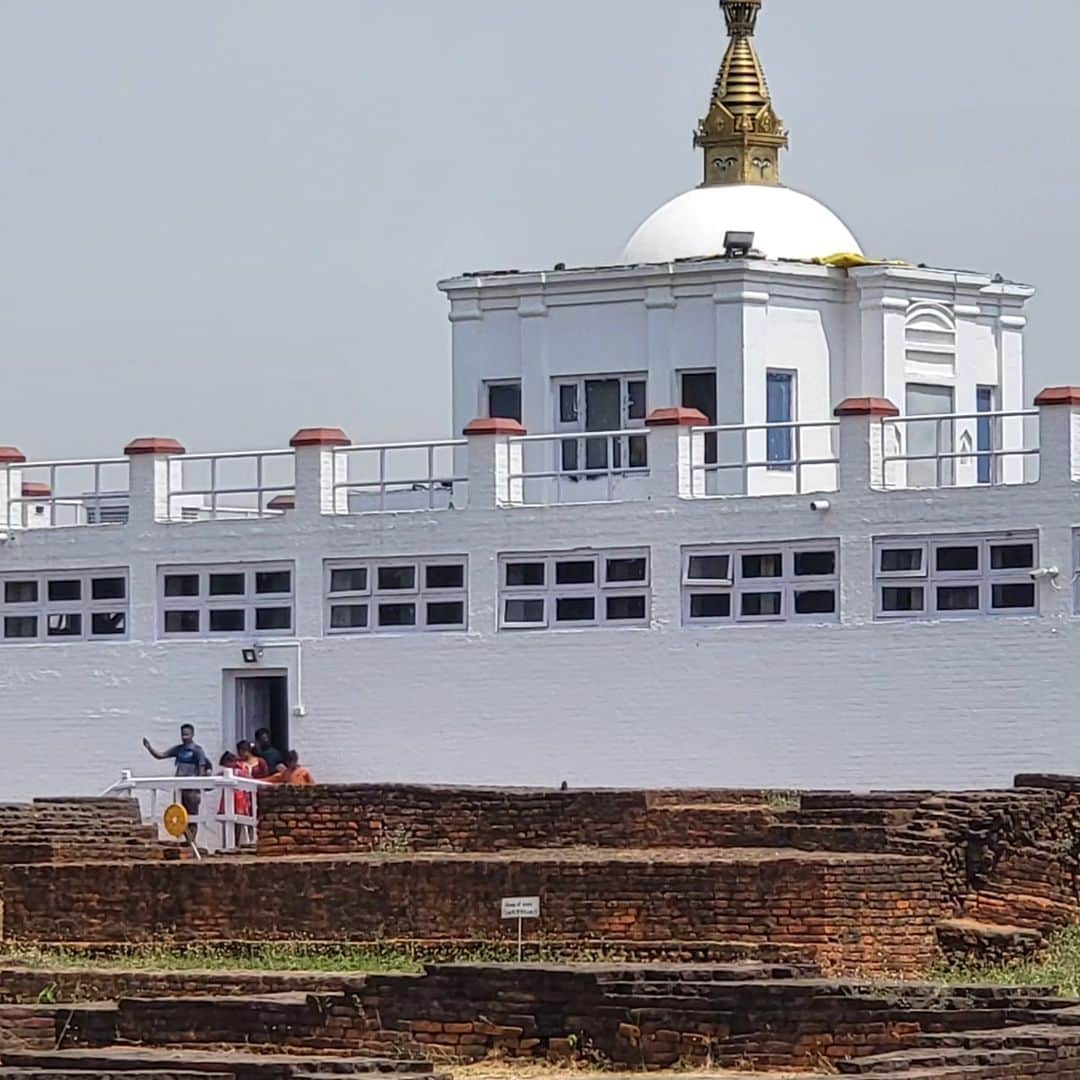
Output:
[{"xmin": 694, "ymin": 0, "xmax": 788, "ymax": 187}]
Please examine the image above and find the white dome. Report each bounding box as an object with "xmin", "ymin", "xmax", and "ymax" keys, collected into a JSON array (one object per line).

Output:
[{"xmin": 622, "ymin": 184, "xmax": 862, "ymax": 265}]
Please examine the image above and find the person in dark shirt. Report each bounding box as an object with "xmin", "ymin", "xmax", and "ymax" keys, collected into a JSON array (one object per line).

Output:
[
  {"xmin": 254, "ymin": 727, "xmax": 284, "ymax": 773},
  {"xmin": 143, "ymin": 723, "xmax": 211, "ymax": 844}
]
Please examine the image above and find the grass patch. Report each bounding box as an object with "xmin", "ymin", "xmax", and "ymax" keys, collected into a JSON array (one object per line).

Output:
[{"xmin": 933, "ymin": 925, "xmax": 1080, "ymax": 998}]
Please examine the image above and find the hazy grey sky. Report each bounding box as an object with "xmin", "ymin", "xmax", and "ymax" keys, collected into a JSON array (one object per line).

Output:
[{"xmin": 3, "ymin": 0, "xmax": 1078, "ymax": 458}]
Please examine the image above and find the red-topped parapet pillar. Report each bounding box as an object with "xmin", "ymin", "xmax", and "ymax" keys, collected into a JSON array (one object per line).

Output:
[
  {"xmin": 645, "ymin": 408, "xmax": 709, "ymax": 498},
  {"xmin": 289, "ymin": 427, "xmax": 351, "ymax": 517},
  {"xmin": 1034, "ymin": 388, "xmax": 1080, "ymax": 488},
  {"xmin": 123, "ymin": 437, "xmax": 186, "ymax": 526},
  {"xmin": 463, "ymin": 417, "xmax": 527, "ymax": 508},
  {"xmin": 834, "ymin": 397, "xmax": 899, "ymax": 492},
  {"xmin": 0, "ymin": 447, "xmax": 27, "ymax": 531}
]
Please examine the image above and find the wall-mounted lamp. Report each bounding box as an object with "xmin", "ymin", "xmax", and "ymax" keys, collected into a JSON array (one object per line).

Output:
[
  {"xmin": 724, "ymin": 230, "xmax": 755, "ymax": 258},
  {"xmin": 241, "ymin": 646, "xmax": 264, "ymax": 665}
]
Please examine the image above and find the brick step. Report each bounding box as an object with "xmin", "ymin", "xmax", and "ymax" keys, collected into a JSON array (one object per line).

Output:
[
  {"xmin": 0, "ymin": 1050, "xmax": 437, "ymax": 1080},
  {"xmin": 0, "ymin": 1072, "xmax": 232, "ymax": 1080},
  {"xmin": 915, "ymin": 1023, "xmax": 1080, "ymax": 1051},
  {"xmin": 835, "ymin": 1045, "xmax": 1049, "ymax": 1074},
  {"xmin": 591, "ymin": 961, "xmax": 810, "ymax": 986}
]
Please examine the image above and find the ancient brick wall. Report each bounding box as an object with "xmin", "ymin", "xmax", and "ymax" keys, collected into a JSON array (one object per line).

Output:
[
  {"xmin": 0, "ymin": 1005, "xmax": 56, "ymax": 1053},
  {"xmin": 0, "ymin": 849, "xmax": 943, "ymax": 976}
]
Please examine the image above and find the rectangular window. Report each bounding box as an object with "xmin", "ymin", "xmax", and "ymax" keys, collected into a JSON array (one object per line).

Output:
[
  {"xmin": 487, "ymin": 380, "xmax": 522, "ymax": 423},
  {"xmin": 905, "ymin": 383, "xmax": 955, "ymax": 487},
  {"xmin": 875, "ymin": 533, "xmax": 1037, "ymax": 618},
  {"xmin": 555, "ymin": 374, "xmax": 649, "ymax": 476},
  {"xmin": 977, "ymin": 385, "xmax": 997, "ymax": 485},
  {"xmin": 0, "ymin": 569, "xmax": 130, "ymax": 643},
  {"xmin": 683, "ymin": 542, "xmax": 840, "ymax": 626},
  {"xmin": 766, "ymin": 371, "xmax": 795, "ymax": 469},
  {"xmin": 499, "ymin": 549, "xmax": 650, "ymax": 631},
  {"xmin": 160, "ymin": 563, "xmax": 294, "ymax": 639},
  {"xmin": 325, "ymin": 557, "xmax": 467, "ymax": 634},
  {"xmin": 681, "ymin": 371, "xmax": 718, "ymax": 465}
]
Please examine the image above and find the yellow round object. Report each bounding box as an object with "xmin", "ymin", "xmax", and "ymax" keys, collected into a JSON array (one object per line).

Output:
[{"xmin": 162, "ymin": 802, "xmax": 189, "ymax": 838}]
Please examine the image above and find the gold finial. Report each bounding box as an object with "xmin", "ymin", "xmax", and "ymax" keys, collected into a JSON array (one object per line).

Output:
[{"xmin": 694, "ymin": 0, "xmax": 788, "ymax": 187}]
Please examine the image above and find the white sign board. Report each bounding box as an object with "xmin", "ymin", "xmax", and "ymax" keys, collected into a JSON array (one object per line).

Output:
[{"xmin": 501, "ymin": 896, "xmax": 541, "ymax": 920}]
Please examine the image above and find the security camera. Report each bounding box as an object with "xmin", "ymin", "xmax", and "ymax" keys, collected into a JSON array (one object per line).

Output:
[
  {"xmin": 809, "ymin": 499, "xmax": 831, "ymax": 512},
  {"xmin": 1030, "ymin": 567, "xmax": 1060, "ymax": 582}
]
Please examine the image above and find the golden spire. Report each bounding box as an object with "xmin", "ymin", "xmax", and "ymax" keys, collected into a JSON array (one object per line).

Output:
[{"xmin": 694, "ymin": 0, "xmax": 788, "ymax": 187}]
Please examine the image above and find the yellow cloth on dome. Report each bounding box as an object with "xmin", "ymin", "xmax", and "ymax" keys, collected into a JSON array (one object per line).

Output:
[{"xmin": 814, "ymin": 253, "xmax": 912, "ymax": 269}]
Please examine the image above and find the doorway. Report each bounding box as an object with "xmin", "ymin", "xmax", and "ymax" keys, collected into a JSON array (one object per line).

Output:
[
  {"xmin": 228, "ymin": 673, "xmax": 289, "ymax": 754},
  {"xmin": 681, "ymin": 371, "xmax": 718, "ymax": 464}
]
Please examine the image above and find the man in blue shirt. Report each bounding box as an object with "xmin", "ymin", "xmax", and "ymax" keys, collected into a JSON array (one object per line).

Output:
[{"xmin": 143, "ymin": 724, "xmax": 211, "ymax": 845}]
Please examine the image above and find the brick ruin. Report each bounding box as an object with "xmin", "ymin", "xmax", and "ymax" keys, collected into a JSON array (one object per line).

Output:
[{"xmin": 1, "ymin": 775, "xmax": 1080, "ymax": 1077}]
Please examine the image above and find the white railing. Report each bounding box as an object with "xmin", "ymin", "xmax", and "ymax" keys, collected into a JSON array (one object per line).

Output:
[
  {"xmin": 507, "ymin": 429, "xmax": 651, "ymax": 504},
  {"xmin": 166, "ymin": 450, "xmax": 296, "ymax": 521},
  {"xmin": 2, "ymin": 458, "xmax": 130, "ymax": 530},
  {"xmin": 690, "ymin": 421, "xmax": 839, "ymax": 496},
  {"xmin": 332, "ymin": 439, "xmax": 467, "ymax": 512},
  {"xmin": 880, "ymin": 410, "xmax": 1039, "ymax": 490},
  {"xmin": 102, "ymin": 770, "xmax": 265, "ymax": 854}
]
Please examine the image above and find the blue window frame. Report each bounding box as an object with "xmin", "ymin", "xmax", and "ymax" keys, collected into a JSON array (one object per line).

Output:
[
  {"xmin": 766, "ymin": 371, "xmax": 795, "ymax": 469},
  {"xmin": 976, "ymin": 386, "xmax": 996, "ymax": 485}
]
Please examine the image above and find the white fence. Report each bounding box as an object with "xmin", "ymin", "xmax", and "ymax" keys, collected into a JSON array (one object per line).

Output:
[
  {"xmin": 332, "ymin": 439, "xmax": 467, "ymax": 512},
  {"xmin": 166, "ymin": 450, "xmax": 296, "ymax": 521},
  {"xmin": 691, "ymin": 420, "xmax": 839, "ymax": 496},
  {"xmin": 2, "ymin": 458, "xmax": 130, "ymax": 529},
  {"xmin": 880, "ymin": 410, "xmax": 1039, "ymax": 490},
  {"xmin": 507, "ymin": 429, "xmax": 651, "ymax": 504},
  {"xmin": 102, "ymin": 770, "xmax": 265, "ymax": 854}
]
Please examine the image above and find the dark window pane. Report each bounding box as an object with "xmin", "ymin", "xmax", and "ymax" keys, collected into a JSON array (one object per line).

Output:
[
  {"xmin": 164, "ymin": 574, "xmax": 199, "ymax": 598},
  {"xmin": 937, "ymin": 585, "xmax": 980, "ymax": 611},
  {"xmin": 210, "ymin": 609, "xmax": 246, "ymax": 633},
  {"xmin": 330, "ymin": 567, "xmax": 368, "ymax": 594},
  {"xmin": 936, "ymin": 546, "xmax": 979, "ymax": 573},
  {"xmin": 585, "ymin": 379, "xmax": 620, "ymax": 430},
  {"xmin": 794, "ymin": 551, "xmax": 836, "ymax": 577},
  {"xmin": 488, "ymin": 383, "xmax": 522, "ymax": 423},
  {"xmin": 255, "ymin": 607, "xmax": 292, "ymax": 631},
  {"xmin": 47, "ymin": 613, "xmax": 82, "ymax": 637},
  {"xmin": 427, "ymin": 601, "xmax": 465, "ymax": 627},
  {"xmin": 766, "ymin": 372, "xmax": 794, "ymax": 467},
  {"xmin": 556, "ymin": 597, "xmax": 596, "ymax": 622},
  {"xmin": 794, "ymin": 590, "xmax": 837, "ymax": 615},
  {"xmin": 606, "ymin": 595, "xmax": 646, "ymax": 621},
  {"xmin": 331, "ymin": 604, "xmax": 368, "ymax": 629},
  {"xmin": 556, "ymin": 560, "xmax": 595, "ymax": 585},
  {"xmin": 882, "ymin": 587, "xmax": 924, "ymax": 612},
  {"xmin": 209, "ymin": 573, "xmax": 246, "ymax": 596},
  {"xmin": 742, "ymin": 553, "xmax": 783, "ymax": 579},
  {"xmin": 682, "ymin": 371, "xmax": 718, "ymax": 465},
  {"xmin": 992, "ymin": 583, "xmax": 1036, "ymax": 610},
  {"xmin": 378, "ymin": 603, "xmax": 416, "ymax": 627},
  {"xmin": 880, "ymin": 548, "xmax": 923, "ymax": 574},
  {"xmin": 741, "ymin": 592, "xmax": 782, "ymax": 617},
  {"xmin": 91, "ymin": 612, "xmax": 126, "ymax": 636},
  {"xmin": 627, "ymin": 380, "xmax": 647, "ymax": 421},
  {"xmin": 91, "ymin": 577, "xmax": 126, "ymax": 601},
  {"xmin": 687, "ymin": 555, "xmax": 730, "ymax": 582},
  {"xmin": 504, "ymin": 598, "xmax": 544, "ymax": 624},
  {"xmin": 48, "ymin": 579, "xmax": 81, "ymax": 602},
  {"xmin": 4, "ymin": 615, "xmax": 37, "ymax": 639},
  {"xmin": 164, "ymin": 610, "xmax": 200, "ymax": 633},
  {"xmin": 607, "ymin": 557, "xmax": 647, "ymax": 583},
  {"xmin": 255, "ymin": 570, "xmax": 292, "ymax": 594},
  {"xmin": 628, "ymin": 434, "xmax": 648, "ymax": 469},
  {"xmin": 690, "ymin": 593, "xmax": 732, "ymax": 619},
  {"xmin": 426, "ymin": 564, "xmax": 465, "ymax": 590},
  {"xmin": 4, "ymin": 581, "xmax": 37, "ymax": 604},
  {"xmin": 559, "ymin": 384, "xmax": 578, "ymax": 424},
  {"xmin": 506, "ymin": 562, "xmax": 545, "ymax": 588},
  {"xmin": 378, "ymin": 566, "xmax": 416, "ymax": 591},
  {"xmin": 991, "ymin": 544, "xmax": 1035, "ymax": 571},
  {"xmin": 560, "ymin": 438, "xmax": 579, "ymax": 473}
]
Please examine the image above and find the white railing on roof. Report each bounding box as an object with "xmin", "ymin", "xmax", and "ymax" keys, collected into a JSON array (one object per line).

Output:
[
  {"xmin": 507, "ymin": 428, "xmax": 651, "ymax": 504},
  {"xmin": 691, "ymin": 420, "xmax": 839, "ymax": 496},
  {"xmin": 880, "ymin": 410, "xmax": 1039, "ymax": 490},
  {"xmin": 102, "ymin": 770, "xmax": 265, "ymax": 854},
  {"xmin": 2, "ymin": 457, "xmax": 130, "ymax": 530},
  {"xmin": 166, "ymin": 449, "xmax": 296, "ymax": 521},
  {"xmin": 332, "ymin": 438, "xmax": 467, "ymax": 512}
]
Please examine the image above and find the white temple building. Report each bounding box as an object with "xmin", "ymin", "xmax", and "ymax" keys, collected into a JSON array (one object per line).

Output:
[{"xmin": 2, "ymin": 0, "xmax": 1076, "ymax": 802}]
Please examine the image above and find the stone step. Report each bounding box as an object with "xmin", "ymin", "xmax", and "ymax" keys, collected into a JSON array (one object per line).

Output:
[
  {"xmin": 0, "ymin": 1050, "xmax": 433, "ymax": 1080},
  {"xmin": 0, "ymin": 1072, "xmax": 232, "ymax": 1080},
  {"xmin": 835, "ymin": 1045, "xmax": 1045, "ymax": 1074}
]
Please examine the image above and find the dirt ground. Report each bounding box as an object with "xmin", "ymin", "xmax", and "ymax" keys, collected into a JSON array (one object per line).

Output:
[{"xmin": 456, "ymin": 1063, "xmax": 817, "ymax": 1080}]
